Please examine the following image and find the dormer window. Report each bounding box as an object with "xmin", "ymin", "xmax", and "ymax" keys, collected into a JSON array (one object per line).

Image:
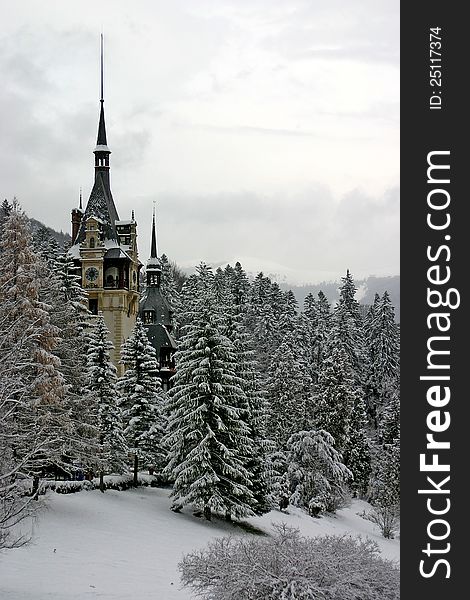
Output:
[{"xmin": 143, "ymin": 310, "xmax": 155, "ymax": 324}]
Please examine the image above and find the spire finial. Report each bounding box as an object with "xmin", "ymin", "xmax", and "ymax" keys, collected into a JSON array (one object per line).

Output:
[
  {"xmin": 100, "ymin": 33, "xmax": 104, "ymax": 103},
  {"xmin": 95, "ymin": 33, "xmax": 108, "ymax": 148},
  {"xmin": 79, "ymin": 187, "xmax": 83, "ymax": 210},
  {"xmin": 150, "ymin": 201, "xmax": 158, "ymax": 259}
]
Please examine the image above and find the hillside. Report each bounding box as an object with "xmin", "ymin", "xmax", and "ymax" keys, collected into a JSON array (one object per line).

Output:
[
  {"xmin": 0, "ymin": 487, "xmax": 399, "ymax": 600},
  {"xmin": 29, "ymin": 218, "xmax": 71, "ymax": 248}
]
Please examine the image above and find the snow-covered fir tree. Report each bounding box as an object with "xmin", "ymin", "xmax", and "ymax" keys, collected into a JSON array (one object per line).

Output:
[
  {"xmin": 32, "ymin": 225, "xmax": 60, "ymax": 268},
  {"xmin": 229, "ymin": 261, "xmax": 251, "ymax": 308},
  {"xmin": 313, "ymin": 345, "xmax": 356, "ymax": 453},
  {"xmin": 369, "ymin": 385, "xmax": 400, "ymax": 513},
  {"xmin": 0, "ymin": 199, "xmax": 12, "ymax": 231},
  {"xmin": 285, "ymin": 429, "xmax": 352, "ymax": 516},
  {"xmin": 364, "ymin": 291, "xmax": 400, "ymax": 425},
  {"xmin": 216, "ymin": 270, "xmax": 272, "ymax": 514},
  {"xmin": 342, "ymin": 394, "xmax": 371, "ymax": 497},
  {"xmin": 316, "ymin": 322, "xmax": 371, "ymax": 495},
  {"xmin": 246, "ymin": 273, "xmax": 277, "ymax": 372},
  {"xmin": 118, "ymin": 318, "xmax": 166, "ymax": 484},
  {"xmin": 159, "ymin": 253, "xmax": 180, "ymax": 331},
  {"xmin": 369, "ymin": 435, "xmax": 400, "ymax": 509},
  {"xmin": 46, "ymin": 249, "xmax": 98, "ymax": 470},
  {"xmin": 163, "ymin": 264, "xmax": 256, "ymax": 521},
  {"xmin": 0, "ymin": 202, "xmax": 67, "ymax": 540},
  {"xmin": 266, "ymin": 334, "xmax": 312, "ymax": 448},
  {"xmin": 331, "ymin": 270, "xmax": 365, "ymax": 382},
  {"xmin": 277, "ymin": 290, "xmax": 298, "ymax": 338},
  {"xmin": 378, "ymin": 386, "xmax": 400, "ymax": 446},
  {"xmin": 302, "ymin": 291, "xmax": 331, "ymax": 384},
  {"xmin": 338, "ymin": 269, "xmax": 363, "ymax": 326},
  {"xmin": 85, "ymin": 315, "xmax": 127, "ymax": 491}
]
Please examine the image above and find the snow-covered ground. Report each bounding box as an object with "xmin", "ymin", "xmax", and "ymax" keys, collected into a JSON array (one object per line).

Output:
[{"xmin": 0, "ymin": 487, "xmax": 399, "ymax": 600}]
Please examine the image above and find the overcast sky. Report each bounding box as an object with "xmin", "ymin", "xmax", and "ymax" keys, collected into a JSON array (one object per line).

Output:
[{"xmin": 0, "ymin": 0, "xmax": 399, "ymax": 284}]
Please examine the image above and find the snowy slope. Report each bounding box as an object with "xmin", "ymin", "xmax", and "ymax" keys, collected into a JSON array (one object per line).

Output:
[{"xmin": 0, "ymin": 488, "xmax": 399, "ymax": 600}]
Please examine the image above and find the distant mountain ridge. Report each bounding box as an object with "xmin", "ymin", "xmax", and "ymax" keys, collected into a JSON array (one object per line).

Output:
[
  {"xmin": 280, "ymin": 275, "xmax": 400, "ymax": 322},
  {"xmin": 28, "ymin": 218, "xmax": 71, "ymax": 248}
]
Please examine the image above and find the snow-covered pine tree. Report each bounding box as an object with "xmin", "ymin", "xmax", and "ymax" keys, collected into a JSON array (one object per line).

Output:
[
  {"xmin": 0, "ymin": 203, "xmax": 66, "ymax": 414},
  {"xmin": 329, "ymin": 299, "xmax": 362, "ymax": 382},
  {"xmin": 367, "ymin": 387, "xmax": 400, "ymax": 537},
  {"xmin": 338, "ymin": 269, "xmax": 363, "ymax": 327},
  {"xmin": 0, "ymin": 202, "xmax": 67, "ymax": 526},
  {"xmin": 332, "ymin": 270, "xmax": 365, "ymax": 383},
  {"xmin": 85, "ymin": 315, "xmax": 127, "ymax": 491},
  {"xmin": 364, "ymin": 291, "xmax": 400, "ymax": 425},
  {"xmin": 302, "ymin": 291, "xmax": 331, "ymax": 384},
  {"xmin": 371, "ymin": 385, "xmax": 400, "ymax": 504},
  {"xmin": 286, "ymin": 429, "xmax": 352, "ymax": 516},
  {"xmin": 342, "ymin": 394, "xmax": 371, "ymax": 497},
  {"xmin": 246, "ymin": 273, "xmax": 277, "ymax": 372},
  {"xmin": 266, "ymin": 331, "xmax": 312, "ymax": 448},
  {"xmin": 369, "ymin": 435, "xmax": 400, "ymax": 509},
  {"xmin": 378, "ymin": 386, "xmax": 400, "ymax": 446},
  {"xmin": 159, "ymin": 253, "xmax": 180, "ymax": 332},
  {"xmin": 217, "ymin": 275, "xmax": 272, "ymax": 515},
  {"xmin": 0, "ymin": 199, "xmax": 12, "ymax": 232},
  {"xmin": 230, "ymin": 261, "xmax": 251, "ymax": 308},
  {"xmin": 277, "ymin": 290, "xmax": 298, "ymax": 338},
  {"xmin": 118, "ymin": 318, "xmax": 166, "ymax": 485},
  {"xmin": 176, "ymin": 273, "xmax": 198, "ymax": 332},
  {"xmin": 163, "ymin": 263, "xmax": 255, "ymax": 521},
  {"xmin": 315, "ymin": 333, "xmax": 371, "ymax": 494},
  {"xmin": 32, "ymin": 225, "xmax": 60, "ymax": 268},
  {"xmin": 313, "ymin": 345, "xmax": 355, "ymax": 453},
  {"xmin": 364, "ymin": 293, "xmax": 381, "ymax": 336},
  {"xmin": 47, "ymin": 249, "xmax": 99, "ymax": 471}
]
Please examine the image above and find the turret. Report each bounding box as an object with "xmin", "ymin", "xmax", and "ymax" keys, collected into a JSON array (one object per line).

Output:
[
  {"xmin": 146, "ymin": 204, "xmax": 162, "ymax": 288},
  {"xmin": 71, "ymin": 188, "xmax": 83, "ymax": 243}
]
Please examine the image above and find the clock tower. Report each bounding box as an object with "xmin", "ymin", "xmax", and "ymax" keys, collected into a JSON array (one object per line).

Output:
[{"xmin": 69, "ymin": 36, "xmax": 141, "ymax": 374}]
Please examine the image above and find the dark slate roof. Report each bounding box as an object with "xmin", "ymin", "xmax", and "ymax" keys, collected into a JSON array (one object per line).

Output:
[
  {"xmin": 145, "ymin": 322, "xmax": 177, "ymax": 352},
  {"xmin": 75, "ymin": 171, "xmax": 120, "ymax": 244},
  {"xmin": 139, "ymin": 285, "xmax": 172, "ymax": 322}
]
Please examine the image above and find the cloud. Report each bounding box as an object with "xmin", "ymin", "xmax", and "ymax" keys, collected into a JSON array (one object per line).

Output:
[
  {"xmin": 132, "ymin": 185, "xmax": 398, "ymax": 283},
  {"xmin": 0, "ymin": 1, "xmax": 399, "ymax": 284}
]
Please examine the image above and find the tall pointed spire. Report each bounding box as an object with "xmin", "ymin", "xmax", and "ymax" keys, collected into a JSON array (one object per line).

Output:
[
  {"xmin": 96, "ymin": 33, "xmax": 108, "ymax": 147},
  {"xmin": 151, "ymin": 201, "xmax": 158, "ymax": 259},
  {"xmin": 146, "ymin": 202, "xmax": 161, "ymax": 288},
  {"xmin": 100, "ymin": 32, "xmax": 104, "ymax": 103},
  {"xmin": 74, "ymin": 34, "xmax": 119, "ymax": 245}
]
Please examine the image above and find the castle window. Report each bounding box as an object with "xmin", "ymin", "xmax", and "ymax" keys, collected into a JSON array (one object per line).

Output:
[
  {"xmin": 143, "ymin": 310, "xmax": 155, "ymax": 324},
  {"xmin": 104, "ymin": 267, "xmax": 119, "ymax": 288},
  {"xmin": 89, "ymin": 299, "xmax": 98, "ymax": 315},
  {"xmin": 90, "ymin": 237, "xmax": 95, "ymax": 248}
]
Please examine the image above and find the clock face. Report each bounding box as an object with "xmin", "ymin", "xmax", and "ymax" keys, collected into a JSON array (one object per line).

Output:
[{"xmin": 85, "ymin": 267, "xmax": 99, "ymax": 282}]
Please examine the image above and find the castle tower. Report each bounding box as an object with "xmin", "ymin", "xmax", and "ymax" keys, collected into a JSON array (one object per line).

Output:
[
  {"xmin": 139, "ymin": 205, "xmax": 176, "ymax": 390},
  {"xmin": 69, "ymin": 35, "xmax": 141, "ymax": 374}
]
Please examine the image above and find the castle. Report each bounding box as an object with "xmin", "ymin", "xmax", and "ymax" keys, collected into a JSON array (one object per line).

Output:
[{"xmin": 69, "ymin": 37, "xmax": 176, "ymax": 380}]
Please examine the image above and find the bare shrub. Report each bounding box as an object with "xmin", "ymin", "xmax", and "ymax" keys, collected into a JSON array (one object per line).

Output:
[
  {"xmin": 361, "ymin": 504, "xmax": 400, "ymax": 539},
  {"xmin": 180, "ymin": 523, "xmax": 399, "ymax": 599}
]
